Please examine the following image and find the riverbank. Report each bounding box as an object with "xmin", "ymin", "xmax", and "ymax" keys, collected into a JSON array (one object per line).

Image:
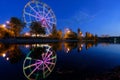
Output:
[
  {"xmin": 0, "ymin": 37, "xmax": 120, "ymax": 44},
  {"xmin": 0, "ymin": 37, "xmax": 78, "ymax": 44}
]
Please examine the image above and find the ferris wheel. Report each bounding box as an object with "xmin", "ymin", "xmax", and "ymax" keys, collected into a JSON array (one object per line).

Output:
[
  {"xmin": 23, "ymin": 45, "xmax": 57, "ymax": 80},
  {"xmin": 23, "ymin": 0, "xmax": 57, "ymax": 34}
]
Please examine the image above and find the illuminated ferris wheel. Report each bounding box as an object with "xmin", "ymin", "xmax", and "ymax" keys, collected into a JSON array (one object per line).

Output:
[
  {"xmin": 23, "ymin": 0, "xmax": 57, "ymax": 34},
  {"xmin": 23, "ymin": 45, "xmax": 57, "ymax": 80}
]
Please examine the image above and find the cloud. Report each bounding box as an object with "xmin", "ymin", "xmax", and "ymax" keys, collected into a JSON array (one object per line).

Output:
[
  {"xmin": 72, "ymin": 11, "xmax": 96, "ymax": 25},
  {"xmin": 58, "ymin": 11, "xmax": 97, "ymax": 27}
]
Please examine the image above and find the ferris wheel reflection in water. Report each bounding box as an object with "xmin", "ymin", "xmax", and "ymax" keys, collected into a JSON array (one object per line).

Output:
[{"xmin": 23, "ymin": 44, "xmax": 57, "ymax": 80}]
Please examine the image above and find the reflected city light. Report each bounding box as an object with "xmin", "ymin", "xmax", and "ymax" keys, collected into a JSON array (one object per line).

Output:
[
  {"xmin": 66, "ymin": 48, "xmax": 70, "ymax": 53},
  {"xmin": 25, "ymin": 44, "xmax": 30, "ymax": 48},
  {"xmin": 79, "ymin": 47, "xmax": 82, "ymax": 51},
  {"xmin": 2, "ymin": 53, "xmax": 6, "ymax": 57},
  {"xmin": 81, "ymin": 44, "xmax": 84, "ymax": 47},
  {"xmin": 6, "ymin": 57, "xmax": 9, "ymax": 61}
]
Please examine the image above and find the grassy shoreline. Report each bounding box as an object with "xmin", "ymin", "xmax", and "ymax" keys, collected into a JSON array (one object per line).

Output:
[{"xmin": 0, "ymin": 37, "xmax": 120, "ymax": 44}]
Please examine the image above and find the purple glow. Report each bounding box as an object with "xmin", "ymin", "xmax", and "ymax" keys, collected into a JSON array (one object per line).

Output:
[{"xmin": 23, "ymin": 45, "xmax": 57, "ymax": 80}]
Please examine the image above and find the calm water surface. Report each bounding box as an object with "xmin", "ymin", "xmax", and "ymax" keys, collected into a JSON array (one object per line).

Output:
[{"xmin": 0, "ymin": 42, "xmax": 120, "ymax": 80}]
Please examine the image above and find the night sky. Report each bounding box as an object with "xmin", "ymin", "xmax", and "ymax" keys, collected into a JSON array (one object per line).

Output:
[{"xmin": 0, "ymin": 0, "xmax": 120, "ymax": 36}]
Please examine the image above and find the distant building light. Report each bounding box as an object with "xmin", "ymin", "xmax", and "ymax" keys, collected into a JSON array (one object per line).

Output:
[
  {"xmin": 36, "ymin": 44, "xmax": 39, "ymax": 47},
  {"xmin": 2, "ymin": 24, "xmax": 6, "ymax": 28},
  {"xmin": 37, "ymin": 34, "xmax": 40, "ymax": 37},
  {"xmin": 32, "ymin": 44, "xmax": 36, "ymax": 47},
  {"xmin": 82, "ymin": 34, "xmax": 84, "ymax": 37},
  {"xmin": 32, "ymin": 34, "xmax": 36, "ymax": 37},
  {"xmin": 65, "ymin": 28, "xmax": 71, "ymax": 33},
  {"xmin": 6, "ymin": 21, "xmax": 10, "ymax": 24},
  {"xmin": 24, "ymin": 32, "xmax": 30, "ymax": 36},
  {"xmin": 67, "ymin": 30, "xmax": 71, "ymax": 33}
]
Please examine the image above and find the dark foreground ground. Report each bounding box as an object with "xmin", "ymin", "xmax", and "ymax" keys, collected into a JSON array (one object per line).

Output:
[
  {"xmin": 86, "ymin": 66, "xmax": 120, "ymax": 80},
  {"xmin": 47, "ymin": 66, "xmax": 120, "ymax": 80}
]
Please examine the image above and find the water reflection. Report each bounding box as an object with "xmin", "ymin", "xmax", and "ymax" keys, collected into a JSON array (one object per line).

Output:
[
  {"xmin": 85, "ymin": 42, "xmax": 95, "ymax": 50},
  {"xmin": 24, "ymin": 42, "xmax": 94, "ymax": 54},
  {"xmin": 0, "ymin": 43, "xmax": 23, "ymax": 63},
  {"xmin": 77, "ymin": 42, "xmax": 84, "ymax": 52},
  {"xmin": 0, "ymin": 42, "xmax": 117, "ymax": 80},
  {"xmin": 0, "ymin": 41, "xmax": 108, "ymax": 64},
  {"xmin": 64, "ymin": 42, "xmax": 77, "ymax": 53},
  {"xmin": 63, "ymin": 42, "xmax": 97, "ymax": 53},
  {"xmin": 23, "ymin": 44, "xmax": 57, "ymax": 80}
]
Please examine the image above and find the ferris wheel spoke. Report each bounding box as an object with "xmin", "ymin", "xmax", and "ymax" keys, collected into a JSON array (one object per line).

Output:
[
  {"xmin": 47, "ymin": 56, "xmax": 56, "ymax": 61},
  {"xmin": 42, "ymin": 53, "xmax": 49, "ymax": 60},
  {"xmin": 26, "ymin": 57, "xmax": 32, "ymax": 60},
  {"xmin": 28, "ymin": 3, "xmax": 42, "ymax": 18},
  {"xmin": 45, "ymin": 61, "xmax": 55, "ymax": 65},
  {"xmin": 43, "ymin": 62, "xmax": 45, "ymax": 78},
  {"xmin": 36, "ymin": 1, "xmax": 41, "ymax": 14},
  {"xmin": 46, "ymin": 52, "xmax": 52, "ymax": 59},
  {"xmin": 28, "ymin": 62, "xmax": 43, "ymax": 77},
  {"xmin": 46, "ymin": 19, "xmax": 56, "ymax": 25},
  {"xmin": 26, "ymin": 57, "xmax": 41, "ymax": 61},
  {"xmin": 43, "ymin": 53, "xmax": 48, "ymax": 60},
  {"xmin": 46, "ymin": 22, "xmax": 52, "ymax": 29},
  {"xmin": 24, "ymin": 12, "xmax": 39, "ymax": 19},
  {"xmin": 44, "ymin": 9, "xmax": 51, "ymax": 18},
  {"xmin": 44, "ymin": 63, "xmax": 52, "ymax": 72},
  {"xmin": 26, "ymin": 22, "xmax": 32, "ymax": 24},
  {"xmin": 42, "ymin": 53, "xmax": 44, "ymax": 59},
  {"xmin": 24, "ymin": 61, "xmax": 43, "ymax": 70},
  {"xmin": 35, "ymin": 1, "xmax": 39, "ymax": 8},
  {"xmin": 46, "ymin": 48, "xmax": 50, "ymax": 52},
  {"xmin": 42, "ymin": 4, "xmax": 45, "ymax": 17},
  {"xmin": 46, "ymin": 27, "xmax": 50, "ymax": 34},
  {"xmin": 46, "ymin": 16, "xmax": 55, "ymax": 20}
]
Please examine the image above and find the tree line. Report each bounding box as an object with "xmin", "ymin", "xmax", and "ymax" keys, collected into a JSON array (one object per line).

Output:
[{"xmin": 0, "ymin": 17, "xmax": 98, "ymax": 41}]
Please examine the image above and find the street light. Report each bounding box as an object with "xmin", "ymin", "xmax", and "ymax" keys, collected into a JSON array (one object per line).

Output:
[
  {"xmin": 67, "ymin": 30, "xmax": 71, "ymax": 33},
  {"xmin": 24, "ymin": 32, "xmax": 30, "ymax": 36},
  {"xmin": 2, "ymin": 24, "xmax": 6, "ymax": 28},
  {"xmin": 6, "ymin": 21, "xmax": 10, "ymax": 24},
  {"xmin": 65, "ymin": 28, "xmax": 71, "ymax": 33},
  {"xmin": 2, "ymin": 53, "xmax": 6, "ymax": 57}
]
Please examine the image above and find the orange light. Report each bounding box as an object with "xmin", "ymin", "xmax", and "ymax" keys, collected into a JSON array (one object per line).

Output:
[
  {"xmin": 25, "ymin": 32, "xmax": 30, "ymax": 36},
  {"xmin": 25, "ymin": 45, "xmax": 30, "ymax": 48},
  {"xmin": 2, "ymin": 24, "xmax": 6, "ymax": 28},
  {"xmin": 66, "ymin": 48, "xmax": 70, "ymax": 53},
  {"xmin": 67, "ymin": 30, "xmax": 71, "ymax": 33},
  {"xmin": 2, "ymin": 54, "xmax": 6, "ymax": 57}
]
